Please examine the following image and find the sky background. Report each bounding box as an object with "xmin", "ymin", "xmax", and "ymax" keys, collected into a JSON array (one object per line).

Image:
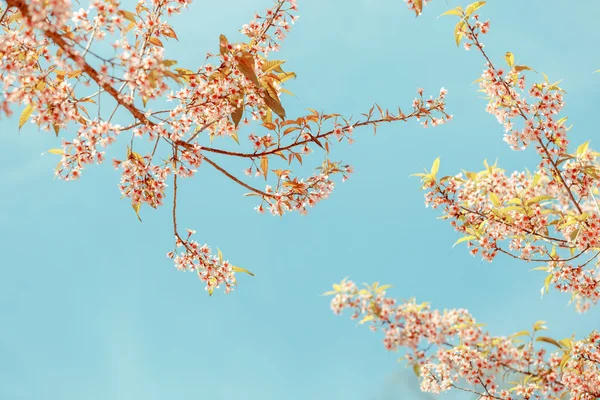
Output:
[{"xmin": 1, "ymin": 0, "xmax": 600, "ymax": 399}]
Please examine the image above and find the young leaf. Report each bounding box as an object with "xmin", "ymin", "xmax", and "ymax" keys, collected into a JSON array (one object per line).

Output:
[
  {"xmin": 19, "ymin": 103, "xmax": 34, "ymax": 130},
  {"xmin": 511, "ymin": 330, "xmax": 530, "ymax": 338},
  {"xmin": 465, "ymin": 1, "xmax": 486, "ymax": 17},
  {"xmin": 46, "ymin": 148, "xmax": 64, "ymax": 155},
  {"xmin": 431, "ymin": 157, "xmax": 440, "ymax": 178},
  {"xmin": 260, "ymin": 156, "xmax": 269, "ymax": 180},
  {"xmin": 454, "ymin": 20, "xmax": 466, "ymax": 46},
  {"xmin": 148, "ymin": 36, "xmax": 163, "ymax": 47},
  {"xmin": 576, "ymin": 141, "xmax": 589, "ymax": 156},
  {"xmin": 132, "ymin": 202, "xmax": 142, "ymax": 222},
  {"xmin": 489, "ymin": 192, "xmax": 501, "ymax": 207},
  {"xmin": 505, "ymin": 52, "xmax": 515, "ymax": 68},
  {"xmin": 536, "ymin": 336, "xmax": 561, "ymax": 348},
  {"xmin": 440, "ymin": 7, "xmax": 463, "ymax": 17},
  {"xmin": 533, "ymin": 320, "xmax": 548, "ymax": 332},
  {"xmin": 413, "ymin": 0, "xmax": 423, "ymax": 16},
  {"xmin": 453, "ymin": 235, "xmax": 476, "ymax": 248},
  {"xmin": 219, "ymin": 34, "xmax": 230, "ymax": 55},
  {"xmin": 232, "ymin": 266, "xmax": 255, "ymax": 276}
]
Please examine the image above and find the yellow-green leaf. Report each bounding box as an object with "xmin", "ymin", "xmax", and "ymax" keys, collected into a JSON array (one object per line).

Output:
[
  {"xmin": 465, "ymin": 1, "xmax": 486, "ymax": 17},
  {"xmin": 454, "ymin": 20, "xmax": 466, "ymax": 46},
  {"xmin": 47, "ymin": 148, "xmax": 64, "ymax": 155},
  {"xmin": 440, "ymin": 6, "xmax": 463, "ymax": 17},
  {"xmin": 19, "ymin": 103, "xmax": 34, "ymax": 130},
  {"xmin": 489, "ymin": 192, "xmax": 501, "ymax": 207},
  {"xmin": 412, "ymin": 363, "xmax": 421, "ymax": 377},
  {"xmin": 530, "ymin": 266, "xmax": 549, "ymax": 272},
  {"xmin": 533, "ymin": 320, "xmax": 547, "ymax": 331},
  {"xmin": 511, "ymin": 330, "xmax": 530, "ymax": 338},
  {"xmin": 431, "ymin": 157, "xmax": 440, "ymax": 177},
  {"xmin": 505, "ymin": 52, "xmax": 515, "ymax": 68},
  {"xmin": 453, "ymin": 235, "xmax": 476, "ymax": 248},
  {"xmin": 232, "ymin": 266, "xmax": 255, "ymax": 276},
  {"xmin": 576, "ymin": 141, "xmax": 589, "ymax": 156},
  {"xmin": 543, "ymin": 273, "xmax": 553, "ymax": 294},
  {"xmin": 376, "ymin": 284, "xmax": 392, "ymax": 293}
]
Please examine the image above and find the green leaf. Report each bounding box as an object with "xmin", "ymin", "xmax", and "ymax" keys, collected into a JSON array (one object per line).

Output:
[
  {"xmin": 47, "ymin": 148, "xmax": 64, "ymax": 155},
  {"xmin": 359, "ymin": 315, "xmax": 374, "ymax": 325}
]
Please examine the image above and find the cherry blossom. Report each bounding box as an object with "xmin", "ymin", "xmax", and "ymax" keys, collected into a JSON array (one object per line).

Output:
[
  {"xmin": 0, "ymin": 0, "xmax": 448, "ymax": 292},
  {"xmin": 328, "ymin": 279, "xmax": 600, "ymax": 400}
]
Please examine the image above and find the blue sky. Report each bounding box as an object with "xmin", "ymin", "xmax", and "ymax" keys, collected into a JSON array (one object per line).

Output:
[{"xmin": 1, "ymin": 0, "xmax": 600, "ymax": 399}]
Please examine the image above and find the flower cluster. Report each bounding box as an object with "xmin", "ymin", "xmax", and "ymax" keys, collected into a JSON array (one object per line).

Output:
[
  {"xmin": 413, "ymin": 4, "xmax": 600, "ymax": 311},
  {"xmin": 56, "ymin": 120, "xmax": 121, "ymax": 180},
  {"xmin": 113, "ymin": 150, "xmax": 170, "ymax": 210},
  {"xmin": 328, "ymin": 279, "xmax": 600, "ymax": 400},
  {"xmin": 167, "ymin": 229, "xmax": 236, "ymax": 295},
  {"xmin": 1, "ymin": 0, "xmax": 449, "ymax": 293}
]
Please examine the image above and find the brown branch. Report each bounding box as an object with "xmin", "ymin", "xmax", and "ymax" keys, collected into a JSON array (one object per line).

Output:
[
  {"xmin": 8, "ymin": 0, "xmax": 154, "ymax": 127},
  {"xmin": 203, "ymin": 155, "xmax": 274, "ymax": 198},
  {"xmin": 201, "ymin": 108, "xmax": 442, "ymax": 159},
  {"xmin": 465, "ymin": 20, "xmax": 583, "ymax": 215}
]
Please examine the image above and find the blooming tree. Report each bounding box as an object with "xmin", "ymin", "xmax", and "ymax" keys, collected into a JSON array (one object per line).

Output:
[
  {"xmin": 0, "ymin": 0, "xmax": 450, "ymax": 293},
  {"xmin": 329, "ymin": 1, "xmax": 600, "ymax": 399}
]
